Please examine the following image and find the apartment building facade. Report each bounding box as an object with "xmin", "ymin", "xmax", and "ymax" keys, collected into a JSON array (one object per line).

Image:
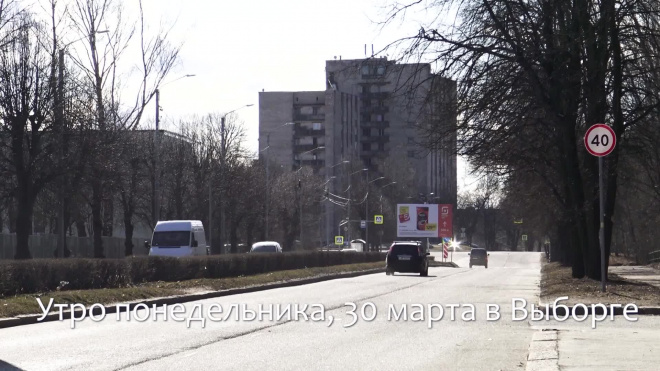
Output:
[{"xmin": 259, "ymin": 57, "xmax": 457, "ymax": 246}]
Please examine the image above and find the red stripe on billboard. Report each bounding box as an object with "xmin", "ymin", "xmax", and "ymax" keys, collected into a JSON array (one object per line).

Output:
[{"xmin": 438, "ymin": 204, "xmax": 453, "ymax": 238}]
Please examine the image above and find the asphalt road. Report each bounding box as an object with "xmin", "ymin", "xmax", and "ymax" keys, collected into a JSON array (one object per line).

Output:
[{"xmin": 1, "ymin": 252, "xmax": 549, "ymax": 370}]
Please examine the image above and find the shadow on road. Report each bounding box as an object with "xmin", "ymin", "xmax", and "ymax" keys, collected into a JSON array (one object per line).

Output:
[
  {"xmin": 389, "ymin": 274, "xmax": 438, "ymax": 278},
  {"xmin": 0, "ymin": 360, "xmax": 25, "ymax": 371}
]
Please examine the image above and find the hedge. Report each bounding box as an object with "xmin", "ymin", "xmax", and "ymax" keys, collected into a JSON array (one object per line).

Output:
[{"xmin": 0, "ymin": 251, "xmax": 386, "ymax": 296}]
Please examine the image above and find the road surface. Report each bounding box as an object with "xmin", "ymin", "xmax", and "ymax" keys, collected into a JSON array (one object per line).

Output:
[{"xmin": 2, "ymin": 251, "xmax": 655, "ymax": 370}]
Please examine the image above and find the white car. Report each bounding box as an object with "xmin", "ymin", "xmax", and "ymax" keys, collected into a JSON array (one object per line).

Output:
[{"xmin": 249, "ymin": 241, "xmax": 283, "ymax": 253}]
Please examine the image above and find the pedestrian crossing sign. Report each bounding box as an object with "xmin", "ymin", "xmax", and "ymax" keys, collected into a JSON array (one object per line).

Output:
[
  {"xmin": 335, "ymin": 236, "xmax": 344, "ymax": 245},
  {"xmin": 374, "ymin": 215, "xmax": 383, "ymax": 224}
]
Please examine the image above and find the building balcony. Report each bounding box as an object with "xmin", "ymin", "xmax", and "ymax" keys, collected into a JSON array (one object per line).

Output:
[
  {"xmin": 360, "ymin": 121, "xmax": 390, "ymax": 129},
  {"xmin": 293, "ymin": 143, "xmax": 324, "ymax": 153},
  {"xmin": 359, "ymin": 92, "xmax": 389, "ymax": 100},
  {"xmin": 300, "ymin": 159, "xmax": 324, "ymax": 167},
  {"xmin": 361, "ymin": 106, "xmax": 389, "ymax": 114},
  {"xmin": 360, "ymin": 150, "xmax": 388, "ymax": 158},
  {"xmin": 294, "ymin": 127, "xmax": 325, "ymax": 137},
  {"xmin": 361, "ymin": 136, "xmax": 389, "ymax": 144},
  {"xmin": 293, "ymin": 113, "xmax": 325, "ymax": 121}
]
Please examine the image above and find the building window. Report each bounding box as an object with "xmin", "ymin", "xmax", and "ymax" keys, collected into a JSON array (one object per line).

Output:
[
  {"xmin": 362, "ymin": 143, "xmax": 370, "ymax": 151},
  {"xmin": 362, "ymin": 128, "xmax": 370, "ymax": 136},
  {"xmin": 378, "ymin": 143, "xmax": 385, "ymax": 151},
  {"xmin": 376, "ymin": 114, "xmax": 383, "ymax": 122},
  {"xmin": 361, "ymin": 65, "xmax": 371, "ymax": 75},
  {"xmin": 379, "ymin": 129, "xmax": 385, "ymax": 136},
  {"xmin": 313, "ymin": 122, "xmax": 322, "ymax": 130},
  {"xmin": 312, "ymin": 106, "xmax": 319, "ymax": 115},
  {"xmin": 376, "ymin": 65, "xmax": 386, "ymax": 75},
  {"xmin": 408, "ymin": 137, "xmax": 415, "ymax": 144},
  {"xmin": 407, "ymin": 150, "xmax": 415, "ymax": 158}
]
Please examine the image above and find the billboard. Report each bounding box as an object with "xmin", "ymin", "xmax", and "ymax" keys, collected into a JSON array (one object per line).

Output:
[{"xmin": 397, "ymin": 204, "xmax": 453, "ymax": 238}]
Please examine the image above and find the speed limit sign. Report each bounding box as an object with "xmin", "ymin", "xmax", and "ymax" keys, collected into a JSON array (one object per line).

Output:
[
  {"xmin": 584, "ymin": 124, "xmax": 616, "ymax": 157},
  {"xmin": 584, "ymin": 123, "xmax": 616, "ymax": 295}
]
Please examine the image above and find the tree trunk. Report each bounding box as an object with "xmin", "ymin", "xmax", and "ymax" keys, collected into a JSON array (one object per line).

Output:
[
  {"xmin": 8, "ymin": 199, "xmax": 16, "ymax": 233},
  {"xmin": 124, "ymin": 214, "xmax": 134, "ymax": 256},
  {"xmin": 230, "ymin": 222, "xmax": 239, "ymax": 254},
  {"xmin": 91, "ymin": 176, "xmax": 105, "ymax": 258},
  {"xmin": 76, "ymin": 218, "xmax": 87, "ymax": 237},
  {"xmin": 14, "ymin": 189, "xmax": 34, "ymax": 259},
  {"xmin": 62, "ymin": 201, "xmax": 71, "ymax": 257}
]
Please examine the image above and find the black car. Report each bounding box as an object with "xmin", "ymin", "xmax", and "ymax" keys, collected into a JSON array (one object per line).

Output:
[
  {"xmin": 386, "ymin": 241, "xmax": 430, "ymax": 276},
  {"xmin": 469, "ymin": 248, "xmax": 489, "ymax": 268}
]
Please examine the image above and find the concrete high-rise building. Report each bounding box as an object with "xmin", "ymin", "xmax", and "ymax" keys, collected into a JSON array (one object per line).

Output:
[{"xmin": 259, "ymin": 57, "xmax": 457, "ymax": 246}]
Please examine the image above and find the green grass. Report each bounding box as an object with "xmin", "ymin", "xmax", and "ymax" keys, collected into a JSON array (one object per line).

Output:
[{"xmin": 0, "ymin": 262, "xmax": 384, "ymax": 318}]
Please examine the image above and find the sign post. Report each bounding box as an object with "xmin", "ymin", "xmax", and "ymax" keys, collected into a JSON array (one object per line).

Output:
[{"xmin": 584, "ymin": 123, "xmax": 616, "ymax": 293}]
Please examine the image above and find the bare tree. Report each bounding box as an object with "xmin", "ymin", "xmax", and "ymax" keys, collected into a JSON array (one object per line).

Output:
[
  {"xmin": 380, "ymin": 0, "xmax": 660, "ymax": 279},
  {"xmin": 0, "ymin": 13, "xmax": 57, "ymax": 259},
  {"xmin": 66, "ymin": 0, "xmax": 180, "ymax": 257}
]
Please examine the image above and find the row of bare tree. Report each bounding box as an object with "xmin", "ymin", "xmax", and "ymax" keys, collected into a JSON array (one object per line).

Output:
[{"xmin": 384, "ymin": 0, "xmax": 660, "ymax": 276}]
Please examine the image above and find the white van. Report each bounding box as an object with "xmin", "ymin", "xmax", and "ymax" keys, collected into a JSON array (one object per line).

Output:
[{"xmin": 145, "ymin": 220, "xmax": 209, "ymax": 257}]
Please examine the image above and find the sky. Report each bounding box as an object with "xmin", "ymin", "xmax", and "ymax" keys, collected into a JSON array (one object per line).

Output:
[{"xmin": 131, "ymin": 0, "xmax": 475, "ymax": 192}]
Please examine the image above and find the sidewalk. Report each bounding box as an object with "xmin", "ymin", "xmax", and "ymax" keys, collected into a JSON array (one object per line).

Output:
[
  {"xmin": 527, "ymin": 264, "xmax": 660, "ymax": 371},
  {"xmin": 610, "ymin": 265, "xmax": 660, "ymax": 288}
]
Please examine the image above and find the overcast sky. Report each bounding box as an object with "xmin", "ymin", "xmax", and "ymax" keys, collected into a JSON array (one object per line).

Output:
[{"xmin": 133, "ymin": 0, "xmax": 475, "ymax": 192}]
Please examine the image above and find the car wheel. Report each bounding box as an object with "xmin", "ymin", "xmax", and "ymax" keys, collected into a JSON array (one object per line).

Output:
[
  {"xmin": 386, "ymin": 268, "xmax": 394, "ymax": 275},
  {"xmin": 420, "ymin": 268, "xmax": 428, "ymax": 277},
  {"xmin": 485, "ymin": 264, "xmax": 488, "ymax": 269},
  {"xmin": 469, "ymin": 264, "xmax": 472, "ymax": 268}
]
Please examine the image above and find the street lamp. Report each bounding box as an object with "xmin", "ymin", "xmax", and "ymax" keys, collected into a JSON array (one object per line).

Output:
[
  {"xmin": 211, "ymin": 103, "xmax": 254, "ymax": 254},
  {"xmin": 378, "ymin": 181, "xmax": 397, "ymax": 248},
  {"xmin": 263, "ymin": 122, "xmax": 295, "ymax": 240},
  {"xmin": 296, "ymin": 146, "xmax": 325, "ymax": 248},
  {"xmin": 55, "ymin": 30, "xmax": 109, "ymax": 258},
  {"xmin": 320, "ymin": 160, "xmax": 349, "ymax": 248},
  {"xmin": 320, "ymin": 175, "xmax": 336, "ymax": 246},
  {"xmin": 153, "ymin": 74, "xmax": 196, "ymax": 227},
  {"xmin": 365, "ymin": 176, "xmax": 384, "ymax": 251},
  {"xmin": 346, "ymin": 168, "xmax": 367, "ymax": 246}
]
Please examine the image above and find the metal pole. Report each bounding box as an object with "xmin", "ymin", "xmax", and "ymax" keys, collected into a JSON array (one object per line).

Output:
[
  {"xmin": 57, "ymin": 48, "xmax": 65, "ymax": 258},
  {"xmin": 154, "ymin": 89, "xmax": 160, "ymax": 227},
  {"xmin": 599, "ymin": 157, "xmax": 606, "ymax": 292},
  {"xmin": 220, "ymin": 115, "xmax": 226, "ymax": 254},
  {"xmin": 348, "ymin": 176, "xmax": 351, "ymax": 248},
  {"xmin": 299, "ymin": 179, "xmax": 303, "ymax": 249},
  {"xmin": 365, "ymin": 171, "xmax": 369, "ymax": 251},
  {"xmin": 265, "ymin": 133, "xmax": 270, "ymax": 240},
  {"xmin": 209, "ymin": 164, "xmax": 212, "ymax": 253}
]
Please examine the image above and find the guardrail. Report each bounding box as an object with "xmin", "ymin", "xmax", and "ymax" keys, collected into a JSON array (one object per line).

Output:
[{"xmin": 649, "ymin": 250, "xmax": 660, "ymax": 263}]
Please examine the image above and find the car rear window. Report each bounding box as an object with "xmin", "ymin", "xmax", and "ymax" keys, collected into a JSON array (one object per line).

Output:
[
  {"xmin": 471, "ymin": 248, "xmax": 486, "ymax": 256},
  {"xmin": 391, "ymin": 244, "xmax": 420, "ymax": 255},
  {"xmin": 252, "ymin": 245, "xmax": 278, "ymax": 252}
]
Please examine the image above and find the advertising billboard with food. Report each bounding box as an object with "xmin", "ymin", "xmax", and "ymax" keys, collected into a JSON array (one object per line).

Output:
[{"xmin": 396, "ymin": 204, "xmax": 453, "ymax": 238}]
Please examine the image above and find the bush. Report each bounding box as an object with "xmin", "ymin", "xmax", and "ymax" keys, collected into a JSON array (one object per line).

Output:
[{"xmin": 0, "ymin": 251, "xmax": 386, "ymax": 296}]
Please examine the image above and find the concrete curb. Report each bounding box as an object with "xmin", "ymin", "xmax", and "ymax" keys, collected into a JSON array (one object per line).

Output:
[
  {"xmin": 429, "ymin": 261, "xmax": 459, "ymax": 268},
  {"xmin": 526, "ymin": 329, "xmax": 560, "ymax": 371},
  {"xmin": 538, "ymin": 302, "xmax": 660, "ymax": 316},
  {"xmin": 0, "ymin": 267, "xmax": 385, "ymax": 330}
]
